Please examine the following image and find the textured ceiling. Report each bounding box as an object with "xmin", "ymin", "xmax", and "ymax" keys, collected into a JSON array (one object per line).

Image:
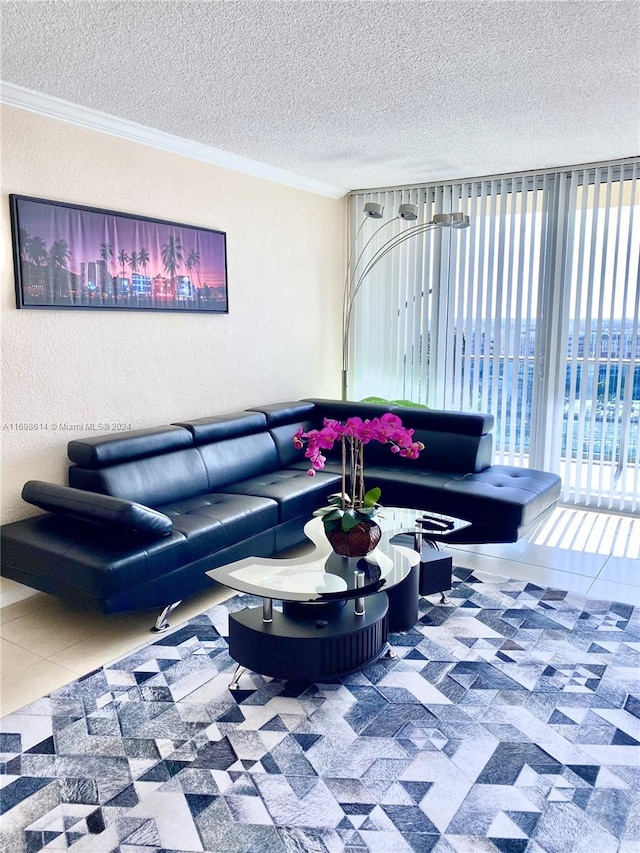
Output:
[{"xmin": 1, "ymin": 0, "xmax": 639, "ymax": 193}]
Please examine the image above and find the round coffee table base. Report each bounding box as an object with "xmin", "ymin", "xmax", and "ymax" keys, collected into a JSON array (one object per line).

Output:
[{"xmin": 228, "ymin": 592, "xmax": 389, "ymax": 685}]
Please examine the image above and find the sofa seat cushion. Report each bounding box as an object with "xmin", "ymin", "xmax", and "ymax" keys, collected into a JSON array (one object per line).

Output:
[
  {"xmin": 220, "ymin": 469, "xmax": 341, "ymax": 523},
  {"xmin": 1, "ymin": 514, "xmax": 188, "ymax": 600},
  {"xmin": 444, "ymin": 465, "xmax": 562, "ymax": 527},
  {"xmin": 159, "ymin": 493, "xmax": 278, "ymax": 561},
  {"xmin": 349, "ymin": 464, "xmax": 561, "ymax": 530}
]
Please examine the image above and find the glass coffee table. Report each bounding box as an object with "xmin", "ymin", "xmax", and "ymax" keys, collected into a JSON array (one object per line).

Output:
[{"xmin": 208, "ymin": 508, "xmax": 468, "ymax": 688}]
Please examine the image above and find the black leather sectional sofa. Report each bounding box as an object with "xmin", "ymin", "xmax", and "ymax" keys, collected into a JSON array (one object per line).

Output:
[{"xmin": 0, "ymin": 398, "xmax": 561, "ymax": 628}]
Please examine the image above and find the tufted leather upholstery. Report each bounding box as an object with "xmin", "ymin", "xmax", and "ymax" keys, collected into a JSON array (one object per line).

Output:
[
  {"xmin": 222, "ymin": 469, "xmax": 342, "ymax": 523},
  {"xmin": 159, "ymin": 493, "xmax": 278, "ymax": 561},
  {"xmin": 446, "ymin": 466, "xmax": 562, "ymax": 527},
  {"xmin": 0, "ymin": 398, "xmax": 561, "ymax": 616}
]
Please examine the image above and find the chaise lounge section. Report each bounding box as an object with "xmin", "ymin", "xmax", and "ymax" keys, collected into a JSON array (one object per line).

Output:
[{"xmin": 0, "ymin": 398, "xmax": 561, "ymax": 627}]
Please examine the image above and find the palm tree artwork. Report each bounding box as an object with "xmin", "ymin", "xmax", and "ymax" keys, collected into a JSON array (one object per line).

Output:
[
  {"xmin": 161, "ymin": 234, "xmax": 184, "ymax": 279},
  {"xmin": 138, "ymin": 247, "xmax": 150, "ymax": 274},
  {"xmin": 100, "ymin": 242, "xmax": 113, "ymax": 274},
  {"xmin": 126, "ymin": 251, "xmax": 140, "ymax": 299},
  {"xmin": 48, "ymin": 239, "xmax": 71, "ymax": 299},
  {"xmin": 185, "ymin": 248, "xmax": 202, "ymax": 288},
  {"xmin": 117, "ymin": 249, "xmax": 129, "ymax": 281},
  {"xmin": 98, "ymin": 241, "xmax": 114, "ymax": 300},
  {"xmin": 13, "ymin": 197, "xmax": 226, "ymax": 311},
  {"xmin": 18, "ymin": 228, "xmax": 30, "ymax": 262},
  {"xmin": 160, "ymin": 235, "xmax": 184, "ymax": 300},
  {"xmin": 27, "ymin": 235, "xmax": 48, "ymax": 267},
  {"xmin": 20, "ymin": 233, "xmax": 48, "ymax": 290}
]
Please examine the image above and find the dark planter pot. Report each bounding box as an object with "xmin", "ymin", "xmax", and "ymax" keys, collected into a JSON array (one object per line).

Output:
[{"xmin": 326, "ymin": 520, "xmax": 382, "ymax": 557}]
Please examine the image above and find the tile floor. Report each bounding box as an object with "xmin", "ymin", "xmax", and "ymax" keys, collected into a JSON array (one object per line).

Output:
[{"xmin": 0, "ymin": 506, "xmax": 638, "ymax": 717}]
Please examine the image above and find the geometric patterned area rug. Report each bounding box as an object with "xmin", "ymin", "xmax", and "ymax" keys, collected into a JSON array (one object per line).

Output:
[{"xmin": 1, "ymin": 568, "xmax": 639, "ymax": 853}]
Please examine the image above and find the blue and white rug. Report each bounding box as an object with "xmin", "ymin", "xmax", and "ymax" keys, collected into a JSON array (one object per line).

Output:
[{"xmin": 1, "ymin": 568, "xmax": 639, "ymax": 852}]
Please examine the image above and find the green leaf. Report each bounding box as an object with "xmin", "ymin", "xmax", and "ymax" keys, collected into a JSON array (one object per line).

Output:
[
  {"xmin": 392, "ymin": 398, "xmax": 429, "ymax": 409},
  {"xmin": 363, "ymin": 487, "xmax": 381, "ymax": 507},
  {"xmin": 357, "ymin": 506, "xmax": 377, "ymax": 518},
  {"xmin": 312, "ymin": 507, "xmax": 332, "ymax": 517},
  {"xmin": 341, "ymin": 509, "xmax": 360, "ymax": 530},
  {"xmin": 327, "ymin": 492, "xmax": 350, "ymax": 506},
  {"xmin": 323, "ymin": 509, "xmax": 343, "ymax": 524}
]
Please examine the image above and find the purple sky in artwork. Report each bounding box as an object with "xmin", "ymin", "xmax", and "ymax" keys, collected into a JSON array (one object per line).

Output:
[{"xmin": 17, "ymin": 199, "xmax": 227, "ymax": 287}]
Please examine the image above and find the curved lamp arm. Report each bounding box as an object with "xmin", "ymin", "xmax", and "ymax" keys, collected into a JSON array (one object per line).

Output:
[
  {"xmin": 343, "ymin": 217, "xmax": 399, "ymax": 324},
  {"xmin": 343, "ymin": 220, "xmax": 443, "ymax": 374},
  {"xmin": 341, "ymin": 209, "xmax": 469, "ymax": 399}
]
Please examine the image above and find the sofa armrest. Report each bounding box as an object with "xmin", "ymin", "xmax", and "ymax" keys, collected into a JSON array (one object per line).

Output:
[{"xmin": 22, "ymin": 481, "xmax": 173, "ymax": 538}]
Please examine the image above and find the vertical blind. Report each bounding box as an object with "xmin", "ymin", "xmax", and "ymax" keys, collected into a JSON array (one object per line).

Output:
[{"xmin": 348, "ymin": 159, "xmax": 640, "ymax": 513}]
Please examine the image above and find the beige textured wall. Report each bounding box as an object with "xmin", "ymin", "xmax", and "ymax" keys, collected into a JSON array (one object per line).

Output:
[{"xmin": 1, "ymin": 105, "xmax": 344, "ymax": 525}]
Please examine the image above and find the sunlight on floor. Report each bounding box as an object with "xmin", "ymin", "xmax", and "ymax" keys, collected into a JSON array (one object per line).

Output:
[{"xmin": 531, "ymin": 506, "xmax": 639, "ymax": 558}]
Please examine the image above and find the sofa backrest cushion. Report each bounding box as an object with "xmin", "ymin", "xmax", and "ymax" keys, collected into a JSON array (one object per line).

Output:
[
  {"xmin": 303, "ymin": 398, "xmax": 397, "ymax": 422},
  {"xmin": 68, "ymin": 425, "xmax": 192, "ymax": 468},
  {"xmin": 269, "ymin": 421, "xmax": 317, "ymax": 467},
  {"xmin": 305, "ymin": 399, "xmax": 494, "ymax": 474},
  {"xmin": 248, "ymin": 401, "xmax": 317, "ymax": 427},
  {"xmin": 371, "ymin": 430, "xmax": 494, "ymax": 474},
  {"xmin": 173, "ymin": 411, "xmax": 267, "ymax": 445},
  {"xmin": 244, "ymin": 403, "xmax": 322, "ymax": 467},
  {"xmin": 196, "ymin": 432, "xmax": 279, "ymax": 491},
  {"xmin": 66, "ymin": 412, "xmax": 283, "ymax": 506},
  {"xmin": 69, "ymin": 447, "xmax": 209, "ymax": 507}
]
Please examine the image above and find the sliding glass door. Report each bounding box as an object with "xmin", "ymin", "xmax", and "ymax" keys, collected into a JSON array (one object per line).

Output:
[
  {"xmin": 348, "ymin": 159, "xmax": 639, "ymax": 512},
  {"xmin": 557, "ymin": 165, "xmax": 639, "ymax": 512}
]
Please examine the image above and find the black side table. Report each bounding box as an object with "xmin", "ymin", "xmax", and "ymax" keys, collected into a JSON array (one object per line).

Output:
[{"xmin": 392, "ymin": 511, "xmax": 471, "ymax": 603}]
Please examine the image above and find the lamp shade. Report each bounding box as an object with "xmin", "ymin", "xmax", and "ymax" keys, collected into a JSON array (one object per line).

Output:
[
  {"xmin": 430, "ymin": 212, "xmax": 470, "ymax": 228},
  {"xmin": 398, "ymin": 203, "xmax": 418, "ymax": 221},
  {"xmin": 451, "ymin": 212, "xmax": 471, "ymax": 229},
  {"xmin": 363, "ymin": 202, "xmax": 384, "ymax": 219}
]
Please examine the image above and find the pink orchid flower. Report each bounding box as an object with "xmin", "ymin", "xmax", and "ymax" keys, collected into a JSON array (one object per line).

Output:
[{"xmin": 293, "ymin": 411, "xmax": 424, "ymax": 512}]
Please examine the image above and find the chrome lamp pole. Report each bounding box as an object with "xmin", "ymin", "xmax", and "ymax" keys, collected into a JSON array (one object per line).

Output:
[{"xmin": 342, "ymin": 205, "xmax": 470, "ymax": 401}]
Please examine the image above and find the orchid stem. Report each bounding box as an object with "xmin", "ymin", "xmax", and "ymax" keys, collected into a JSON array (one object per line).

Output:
[{"xmin": 341, "ymin": 437, "xmax": 347, "ymax": 511}]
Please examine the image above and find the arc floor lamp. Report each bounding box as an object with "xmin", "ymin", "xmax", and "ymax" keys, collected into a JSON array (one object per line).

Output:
[{"xmin": 342, "ymin": 202, "xmax": 470, "ymax": 400}]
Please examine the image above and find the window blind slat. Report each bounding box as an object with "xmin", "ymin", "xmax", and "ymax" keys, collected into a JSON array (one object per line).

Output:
[{"xmin": 349, "ymin": 158, "xmax": 639, "ymax": 511}]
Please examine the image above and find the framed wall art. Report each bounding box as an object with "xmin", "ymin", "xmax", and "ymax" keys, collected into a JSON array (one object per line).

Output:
[{"xmin": 9, "ymin": 195, "xmax": 228, "ymax": 313}]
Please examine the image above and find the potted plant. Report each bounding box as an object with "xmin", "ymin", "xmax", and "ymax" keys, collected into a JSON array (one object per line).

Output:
[{"xmin": 293, "ymin": 413, "xmax": 424, "ymax": 556}]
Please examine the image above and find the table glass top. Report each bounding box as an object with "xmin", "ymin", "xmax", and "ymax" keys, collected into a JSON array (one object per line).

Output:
[{"xmin": 210, "ymin": 508, "xmax": 468, "ymax": 604}]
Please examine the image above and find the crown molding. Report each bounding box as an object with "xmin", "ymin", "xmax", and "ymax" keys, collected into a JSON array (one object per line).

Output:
[{"xmin": 1, "ymin": 82, "xmax": 347, "ymax": 199}]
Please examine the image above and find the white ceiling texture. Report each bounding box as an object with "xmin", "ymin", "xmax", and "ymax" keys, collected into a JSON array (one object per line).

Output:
[{"xmin": 1, "ymin": 0, "xmax": 639, "ymax": 197}]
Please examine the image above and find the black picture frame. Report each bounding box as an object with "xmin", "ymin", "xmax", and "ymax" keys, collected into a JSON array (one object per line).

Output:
[{"xmin": 9, "ymin": 194, "xmax": 229, "ymax": 313}]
